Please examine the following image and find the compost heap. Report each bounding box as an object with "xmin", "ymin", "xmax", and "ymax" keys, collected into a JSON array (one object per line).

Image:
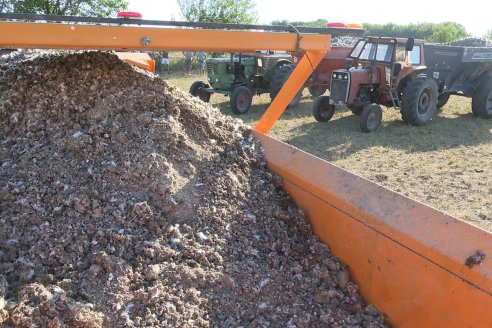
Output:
[
  {"xmin": 0, "ymin": 52, "xmax": 386, "ymax": 327},
  {"xmin": 447, "ymin": 37, "xmax": 492, "ymax": 47}
]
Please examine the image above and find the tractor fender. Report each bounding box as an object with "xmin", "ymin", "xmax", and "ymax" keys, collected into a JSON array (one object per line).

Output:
[
  {"xmin": 397, "ymin": 68, "xmax": 428, "ymax": 95},
  {"xmin": 270, "ymin": 59, "xmax": 293, "ymax": 74},
  {"xmin": 264, "ymin": 59, "xmax": 293, "ymax": 83}
]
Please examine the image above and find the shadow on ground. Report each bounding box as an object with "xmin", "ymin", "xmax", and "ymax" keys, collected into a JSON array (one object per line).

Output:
[{"xmin": 283, "ymin": 110, "xmax": 492, "ymax": 162}]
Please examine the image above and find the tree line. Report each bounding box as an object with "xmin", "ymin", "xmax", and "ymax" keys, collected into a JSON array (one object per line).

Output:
[
  {"xmin": 272, "ymin": 20, "xmax": 477, "ymax": 43},
  {"xmin": 0, "ymin": 0, "xmax": 128, "ymax": 17}
]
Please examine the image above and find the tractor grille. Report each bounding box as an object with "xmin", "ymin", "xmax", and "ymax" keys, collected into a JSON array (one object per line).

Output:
[
  {"xmin": 330, "ymin": 71, "xmax": 350, "ymax": 104},
  {"xmin": 207, "ymin": 62, "xmax": 219, "ymax": 75}
]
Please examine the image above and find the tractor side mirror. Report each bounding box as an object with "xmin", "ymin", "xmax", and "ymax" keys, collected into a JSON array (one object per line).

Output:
[
  {"xmin": 406, "ymin": 38, "xmax": 415, "ymax": 52},
  {"xmin": 345, "ymin": 59, "xmax": 353, "ymax": 70}
]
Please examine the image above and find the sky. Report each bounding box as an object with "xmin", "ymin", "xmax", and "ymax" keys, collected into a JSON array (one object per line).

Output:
[{"xmin": 127, "ymin": 0, "xmax": 489, "ymax": 37}]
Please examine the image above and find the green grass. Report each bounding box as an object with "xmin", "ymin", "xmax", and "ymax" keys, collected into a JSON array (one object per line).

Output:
[{"xmin": 162, "ymin": 73, "xmax": 492, "ymax": 231}]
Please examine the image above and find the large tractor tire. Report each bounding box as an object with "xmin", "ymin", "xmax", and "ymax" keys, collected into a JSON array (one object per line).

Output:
[
  {"xmin": 312, "ymin": 96, "xmax": 335, "ymax": 122},
  {"xmin": 269, "ymin": 64, "xmax": 302, "ymax": 108},
  {"xmin": 359, "ymin": 104, "xmax": 382, "ymax": 133},
  {"xmin": 400, "ymin": 77, "xmax": 438, "ymax": 125},
  {"xmin": 189, "ymin": 81, "xmax": 211, "ymax": 103},
  {"xmin": 471, "ymin": 77, "xmax": 492, "ymax": 119},
  {"xmin": 230, "ymin": 86, "xmax": 253, "ymax": 115}
]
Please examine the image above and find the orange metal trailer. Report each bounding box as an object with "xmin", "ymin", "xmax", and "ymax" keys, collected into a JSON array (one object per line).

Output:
[{"xmin": 1, "ymin": 15, "xmax": 491, "ymax": 327}]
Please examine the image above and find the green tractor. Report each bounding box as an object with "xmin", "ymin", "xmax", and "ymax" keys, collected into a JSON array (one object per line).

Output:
[{"xmin": 189, "ymin": 52, "xmax": 302, "ymax": 114}]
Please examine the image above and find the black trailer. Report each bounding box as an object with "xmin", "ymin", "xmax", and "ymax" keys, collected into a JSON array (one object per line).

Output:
[{"xmin": 423, "ymin": 44, "xmax": 492, "ymax": 118}]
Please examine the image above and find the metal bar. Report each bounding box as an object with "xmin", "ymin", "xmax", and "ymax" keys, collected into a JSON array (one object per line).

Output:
[
  {"xmin": 0, "ymin": 13, "xmax": 363, "ymax": 36},
  {"xmin": 0, "ymin": 21, "xmax": 331, "ymax": 52},
  {"xmin": 255, "ymin": 50, "xmax": 327, "ymax": 133}
]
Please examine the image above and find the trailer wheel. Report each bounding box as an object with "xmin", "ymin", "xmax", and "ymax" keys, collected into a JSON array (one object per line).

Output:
[
  {"xmin": 359, "ymin": 104, "xmax": 382, "ymax": 133},
  {"xmin": 312, "ymin": 96, "xmax": 335, "ymax": 122},
  {"xmin": 401, "ymin": 77, "xmax": 438, "ymax": 125},
  {"xmin": 189, "ymin": 81, "xmax": 211, "ymax": 103},
  {"xmin": 308, "ymin": 85, "xmax": 327, "ymax": 97},
  {"xmin": 471, "ymin": 77, "xmax": 492, "ymax": 119},
  {"xmin": 270, "ymin": 64, "xmax": 302, "ymax": 107},
  {"xmin": 230, "ymin": 86, "xmax": 253, "ymax": 115},
  {"xmin": 437, "ymin": 93, "xmax": 450, "ymax": 109}
]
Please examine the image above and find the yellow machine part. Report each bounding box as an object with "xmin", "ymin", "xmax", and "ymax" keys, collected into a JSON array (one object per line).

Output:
[{"xmin": 115, "ymin": 52, "xmax": 155, "ymax": 73}]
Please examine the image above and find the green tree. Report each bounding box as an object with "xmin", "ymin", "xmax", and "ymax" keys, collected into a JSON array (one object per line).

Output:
[
  {"xmin": 177, "ymin": 0, "xmax": 258, "ymax": 24},
  {"xmin": 485, "ymin": 28, "xmax": 492, "ymax": 40},
  {"xmin": 271, "ymin": 18, "xmax": 327, "ymax": 28},
  {"xmin": 428, "ymin": 22, "xmax": 468, "ymax": 43},
  {"xmin": 0, "ymin": 0, "xmax": 11, "ymax": 12},
  {"xmin": 362, "ymin": 22, "xmax": 468, "ymax": 43},
  {"xmin": 1, "ymin": 0, "xmax": 128, "ymax": 17}
]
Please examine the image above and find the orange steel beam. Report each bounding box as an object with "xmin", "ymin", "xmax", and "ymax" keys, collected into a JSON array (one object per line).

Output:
[
  {"xmin": 253, "ymin": 130, "xmax": 492, "ymax": 327},
  {"xmin": 255, "ymin": 50, "xmax": 326, "ymax": 133},
  {"xmin": 0, "ymin": 21, "xmax": 331, "ymax": 132},
  {"xmin": 0, "ymin": 21, "xmax": 330, "ymax": 52}
]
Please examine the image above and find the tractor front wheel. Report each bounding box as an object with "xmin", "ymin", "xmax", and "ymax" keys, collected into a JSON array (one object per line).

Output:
[
  {"xmin": 471, "ymin": 77, "xmax": 492, "ymax": 119},
  {"xmin": 359, "ymin": 104, "xmax": 382, "ymax": 133},
  {"xmin": 312, "ymin": 96, "xmax": 335, "ymax": 122},
  {"xmin": 400, "ymin": 77, "xmax": 438, "ymax": 125},
  {"xmin": 189, "ymin": 81, "xmax": 211, "ymax": 103},
  {"xmin": 230, "ymin": 86, "xmax": 253, "ymax": 115}
]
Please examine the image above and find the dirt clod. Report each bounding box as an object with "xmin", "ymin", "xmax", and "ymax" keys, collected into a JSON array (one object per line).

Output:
[{"xmin": 0, "ymin": 51, "xmax": 386, "ymax": 327}]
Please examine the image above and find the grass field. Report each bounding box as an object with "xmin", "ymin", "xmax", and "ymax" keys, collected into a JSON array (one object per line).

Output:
[{"xmin": 161, "ymin": 73, "xmax": 492, "ymax": 231}]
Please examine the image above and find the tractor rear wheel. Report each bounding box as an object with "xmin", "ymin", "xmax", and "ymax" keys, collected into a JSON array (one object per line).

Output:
[
  {"xmin": 269, "ymin": 64, "xmax": 302, "ymax": 107},
  {"xmin": 308, "ymin": 85, "xmax": 327, "ymax": 97},
  {"xmin": 400, "ymin": 77, "xmax": 438, "ymax": 125},
  {"xmin": 359, "ymin": 104, "xmax": 382, "ymax": 133},
  {"xmin": 230, "ymin": 86, "xmax": 253, "ymax": 115},
  {"xmin": 471, "ymin": 77, "xmax": 492, "ymax": 119},
  {"xmin": 189, "ymin": 81, "xmax": 211, "ymax": 103},
  {"xmin": 437, "ymin": 93, "xmax": 450, "ymax": 109},
  {"xmin": 312, "ymin": 96, "xmax": 335, "ymax": 122}
]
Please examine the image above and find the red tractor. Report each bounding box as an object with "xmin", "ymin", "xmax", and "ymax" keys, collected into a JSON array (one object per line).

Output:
[{"xmin": 313, "ymin": 37, "xmax": 439, "ymax": 132}]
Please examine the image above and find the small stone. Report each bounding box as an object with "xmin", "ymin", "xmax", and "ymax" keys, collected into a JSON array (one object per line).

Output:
[
  {"xmin": 338, "ymin": 270, "xmax": 350, "ymax": 290},
  {"xmin": 313, "ymin": 290, "xmax": 332, "ymax": 304},
  {"xmin": 145, "ymin": 264, "xmax": 161, "ymax": 281},
  {"xmin": 365, "ymin": 304, "xmax": 379, "ymax": 317},
  {"xmin": 52, "ymin": 206, "xmax": 63, "ymax": 215}
]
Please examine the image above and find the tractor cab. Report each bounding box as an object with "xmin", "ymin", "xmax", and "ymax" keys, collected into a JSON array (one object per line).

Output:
[
  {"xmin": 334, "ymin": 37, "xmax": 425, "ymax": 109},
  {"xmin": 312, "ymin": 37, "xmax": 436, "ymax": 133},
  {"xmin": 349, "ymin": 37, "xmax": 424, "ymax": 89}
]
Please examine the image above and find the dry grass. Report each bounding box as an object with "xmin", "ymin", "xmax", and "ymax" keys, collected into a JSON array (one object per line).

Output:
[{"xmin": 163, "ymin": 74, "xmax": 492, "ymax": 231}]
